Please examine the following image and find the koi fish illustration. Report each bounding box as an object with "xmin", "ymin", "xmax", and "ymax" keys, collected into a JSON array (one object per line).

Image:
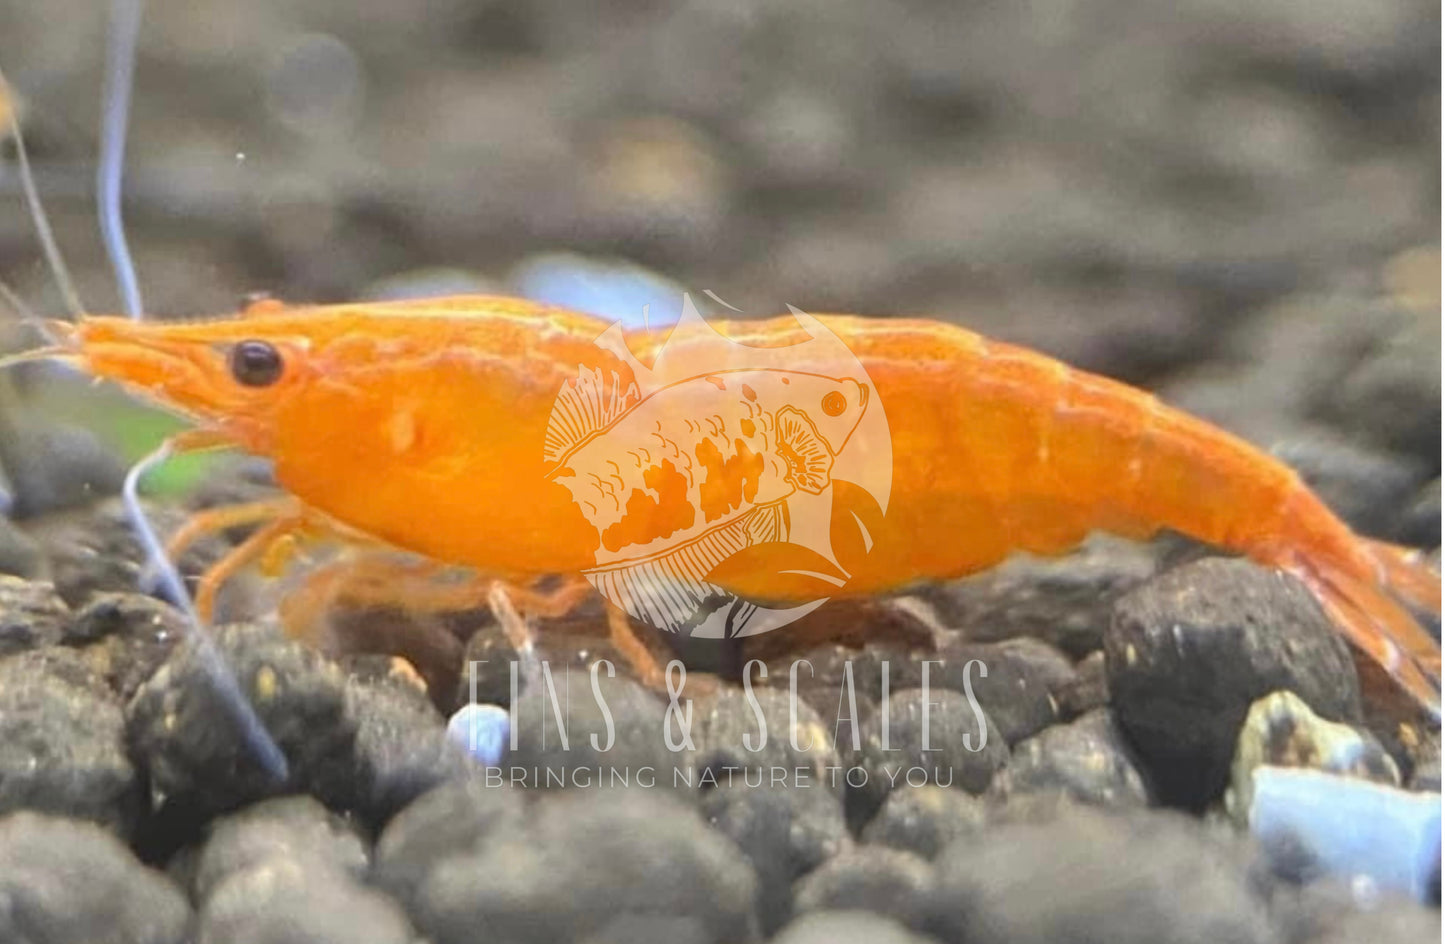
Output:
[{"xmin": 545, "ymin": 365, "xmax": 870, "ymax": 634}]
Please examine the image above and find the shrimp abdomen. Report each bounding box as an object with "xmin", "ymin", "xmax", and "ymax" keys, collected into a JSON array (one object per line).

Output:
[
  {"xmin": 856, "ymin": 326, "xmax": 1290, "ymax": 562},
  {"xmin": 837, "ymin": 317, "xmax": 1439, "ymax": 713}
]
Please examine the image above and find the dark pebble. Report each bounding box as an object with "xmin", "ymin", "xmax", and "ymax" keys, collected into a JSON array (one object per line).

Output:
[
  {"xmin": 736, "ymin": 90, "xmax": 863, "ymax": 195},
  {"xmin": 981, "ymin": 786, "xmax": 1089, "ymax": 827},
  {"xmin": 751, "ymin": 597, "xmax": 939, "ymax": 673},
  {"xmin": 989, "ymin": 709, "xmax": 1152, "ymax": 809},
  {"xmin": 1322, "ymin": 309, "xmax": 1441, "ymax": 465},
  {"xmin": 0, "ymin": 811, "xmax": 190, "ymax": 944},
  {"xmin": 348, "ymin": 660, "xmax": 472, "ymax": 823},
  {"xmin": 72, "ymin": 592, "xmax": 187, "ymax": 699},
  {"xmin": 929, "ymin": 808, "xmax": 1274, "ymax": 944},
  {"xmin": 505, "ymin": 669, "xmax": 689, "ymax": 790},
  {"xmin": 406, "ymin": 789, "xmax": 757, "ymax": 944},
  {"xmin": 1277, "ymin": 882, "xmax": 1443, "ymax": 944},
  {"xmin": 127, "ymin": 622, "xmax": 358, "ymax": 815},
  {"xmin": 191, "ymin": 795, "xmax": 370, "ymax": 903},
  {"xmin": 373, "ymin": 779, "xmax": 527, "ymax": 913},
  {"xmin": 319, "ymin": 601, "xmax": 471, "ymax": 708},
  {"xmin": 1320, "ymin": 905, "xmax": 1443, "ymax": 944},
  {"xmin": 853, "ymin": 687, "xmax": 1007, "ymax": 828},
  {"xmin": 789, "ymin": 640, "xmax": 914, "ymax": 705},
  {"xmin": 455, "ymin": 602, "xmax": 629, "ymax": 709},
  {"xmin": 993, "ymin": 637, "xmax": 1077, "ymax": 690},
  {"xmin": 700, "ymin": 779, "xmax": 849, "ymax": 934},
  {"xmin": 922, "ymin": 536, "xmax": 1159, "ymax": 657},
  {"xmin": 1159, "ymin": 297, "xmax": 1396, "ymax": 448},
  {"xmin": 0, "ymin": 514, "xmax": 41, "ymax": 578},
  {"xmin": 189, "ymin": 795, "xmax": 415, "ymax": 944},
  {"xmin": 932, "ymin": 637, "xmax": 1069, "ymax": 744},
  {"xmin": 573, "ymin": 913, "xmax": 721, "ymax": 944},
  {"xmin": 786, "ymin": 640, "xmax": 904, "ymax": 749},
  {"xmin": 772, "ymin": 911, "xmax": 937, "ymax": 944},
  {"xmin": 861, "ymin": 783, "xmax": 988, "ymax": 859},
  {"xmin": 1056, "ymin": 650, "xmax": 1109, "ymax": 719},
  {"xmin": 690, "ymin": 683, "xmax": 844, "ymax": 797},
  {"xmin": 26, "ymin": 498, "xmax": 235, "ymax": 611},
  {"xmin": 0, "ymin": 415, "xmax": 127, "ymax": 519},
  {"xmin": 1408, "ymin": 729, "xmax": 1440, "ymax": 792},
  {"xmin": 197, "ymin": 859, "xmax": 416, "ymax": 944},
  {"xmin": 453, "ymin": 621, "xmax": 515, "ymax": 710},
  {"xmin": 1393, "ymin": 479, "xmax": 1441, "ymax": 549},
  {"xmin": 1106, "ymin": 557, "xmax": 1363, "ymax": 808},
  {"xmin": 792, "ymin": 846, "xmax": 934, "ymax": 932},
  {"xmin": 0, "ymin": 574, "xmax": 70, "ymax": 655},
  {"xmin": 69, "ymin": 589, "xmax": 173, "ymax": 645},
  {"xmin": 0, "ymin": 647, "xmax": 140, "ymax": 835}
]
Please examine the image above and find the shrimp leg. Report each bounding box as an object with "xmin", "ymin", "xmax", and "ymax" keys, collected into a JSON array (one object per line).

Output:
[
  {"xmin": 281, "ymin": 552, "xmax": 595, "ymax": 621},
  {"xmin": 275, "ymin": 550, "xmax": 669, "ymax": 684},
  {"xmin": 192, "ymin": 513, "xmax": 311, "ymax": 623},
  {"xmin": 607, "ymin": 605, "xmax": 665, "ymax": 688},
  {"xmin": 164, "ymin": 496, "xmax": 301, "ymax": 565}
]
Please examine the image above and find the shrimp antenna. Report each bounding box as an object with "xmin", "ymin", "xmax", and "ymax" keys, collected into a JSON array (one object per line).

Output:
[
  {"xmin": 0, "ymin": 70, "xmax": 85, "ymax": 322},
  {"xmin": 0, "ymin": 277, "xmax": 71, "ymax": 350},
  {"xmin": 124, "ymin": 443, "xmax": 290, "ymax": 781},
  {"xmin": 1, "ymin": 8, "xmax": 287, "ymax": 782},
  {"xmin": 98, "ymin": 0, "xmax": 145, "ymax": 319}
]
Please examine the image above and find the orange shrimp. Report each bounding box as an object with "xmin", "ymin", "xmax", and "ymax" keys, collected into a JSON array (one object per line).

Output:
[{"xmin": 21, "ymin": 294, "xmax": 1439, "ymax": 715}]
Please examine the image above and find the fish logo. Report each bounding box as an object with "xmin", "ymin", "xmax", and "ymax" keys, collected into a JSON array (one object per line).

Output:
[{"xmin": 544, "ymin": 296, "xmax": 891, "ymax": 638}]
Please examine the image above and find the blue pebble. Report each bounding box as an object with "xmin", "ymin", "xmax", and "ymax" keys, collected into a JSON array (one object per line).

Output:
[
  {"xmin": 511, "ymin": 253, "xmax": 686, "ymax": 330},
  {"xmin": 1250, "ymin": 766, "xmax": 1441, "ymax": 902},
  {"xmin": 447, "ymin": 703, "xmax": 511, "ymax": 767}
]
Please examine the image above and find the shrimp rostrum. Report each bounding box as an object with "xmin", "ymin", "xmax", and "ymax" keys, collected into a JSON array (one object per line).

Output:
[{"xmin": 14, "ymin": 293, "xmax": 1440, "ymax": 716}]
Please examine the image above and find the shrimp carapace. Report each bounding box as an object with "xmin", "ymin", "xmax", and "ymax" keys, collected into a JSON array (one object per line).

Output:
[{"xmin": 30, "ymin": 301, "xmax": 1445, "ymax": 715}]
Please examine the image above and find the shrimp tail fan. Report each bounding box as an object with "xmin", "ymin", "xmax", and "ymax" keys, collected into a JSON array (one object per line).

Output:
[{"xmin": 1278, "ymin": 538, "xmax": 1441, "ymax": 719}]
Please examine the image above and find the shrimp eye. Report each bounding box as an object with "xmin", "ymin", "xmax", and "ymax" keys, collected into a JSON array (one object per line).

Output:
[
  {"xmin": 229, "ymin": 340, "xmax": 284, "ymax": 387},
  {"xmin": 821, "ymin": 391, "xmax": 847, "ymax": 417}
]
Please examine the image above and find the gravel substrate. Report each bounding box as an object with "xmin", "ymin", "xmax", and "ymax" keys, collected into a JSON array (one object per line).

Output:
[{"xmin": 0, "ymin": 503, "xmax": 1438, "ymax": 942}]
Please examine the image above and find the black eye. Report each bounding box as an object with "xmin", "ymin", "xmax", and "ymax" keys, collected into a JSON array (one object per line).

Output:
[{"xmin": 229, "ymin": 340, "xmax": 284, "ymax": 387}]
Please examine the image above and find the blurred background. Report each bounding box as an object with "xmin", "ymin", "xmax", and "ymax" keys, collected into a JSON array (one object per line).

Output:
[{"xmin": 0, "ymin": 0, "xmax": 1439, "ymax": 528}]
